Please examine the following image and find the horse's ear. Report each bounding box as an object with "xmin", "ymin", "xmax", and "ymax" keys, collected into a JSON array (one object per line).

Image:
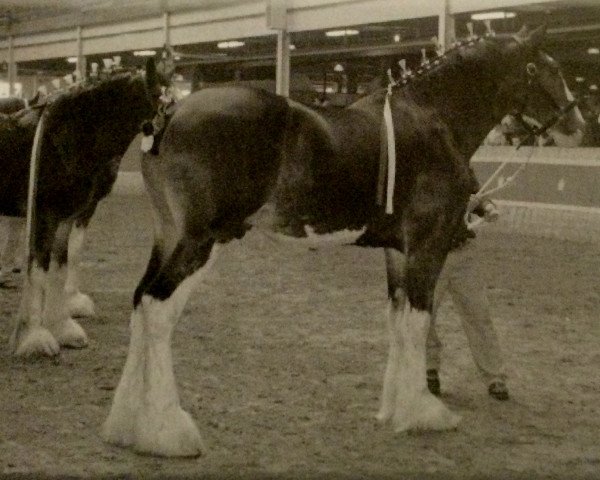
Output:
[
  {"xmin": 514, "ymin": 23, "xmax": 546, "ymax": 47},
  {"xmin": 514, "ymin": 24, "xmax": 529, "ymax": 41},
  {"xmin": 528, "ymin": 23, "xmax": 547, "ymax": 47}
]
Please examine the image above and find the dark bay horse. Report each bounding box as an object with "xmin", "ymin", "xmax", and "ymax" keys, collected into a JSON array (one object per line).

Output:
[
  {"xmin": 0, "ymin": 99, "xmax": 119, "ymax": 311},
  {"xmin": 102, "ymin": 25, "xmax": 584, "ymax": 456},
  {"xmin": 9, "ymin": 59, "xmax": 164, "ymax": 357},
  {"xmin": 0, "ymin": 98, "xmax": 42, "ymax": 286}
]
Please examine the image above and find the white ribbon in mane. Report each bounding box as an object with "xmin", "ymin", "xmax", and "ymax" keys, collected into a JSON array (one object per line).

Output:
[{"xmin": 383, "ymin": 93, "xmax": 396, "ymax": 214}]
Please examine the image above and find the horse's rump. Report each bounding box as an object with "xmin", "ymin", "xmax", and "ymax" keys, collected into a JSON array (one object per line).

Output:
[{"xmin": 147, "ymin": 86, "xmax": 290, "ymax": 242}]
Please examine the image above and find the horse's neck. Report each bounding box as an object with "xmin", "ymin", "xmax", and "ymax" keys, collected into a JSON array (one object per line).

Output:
[
  {"xmin": 92, "ymin": 85, "xmax": 149, "ymax": 154},
  {"xmin": 407, "ymin": 62, "xmax": 502, "ymax": 158}
]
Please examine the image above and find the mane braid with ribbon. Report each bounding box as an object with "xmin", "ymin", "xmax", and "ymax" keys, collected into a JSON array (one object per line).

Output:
[
  {"xmin": 379, "ymin": 33, "xmax": 499, "ymax": 215},
  {"xmin": 42, "ymin": 70, "xmax": 147, "ymax": 129},
  {"xmin": 379, "ymin": 31, "xmax": 530, "ymax": 217},
  {"xmin": 387, "ymin": 33, "xmax": 511, "ymax": 91}
]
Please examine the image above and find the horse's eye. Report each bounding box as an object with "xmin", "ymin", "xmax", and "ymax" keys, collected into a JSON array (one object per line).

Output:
[{"xmin": 526, "ymin": 63, "xmax": 538, "ymax": 77}]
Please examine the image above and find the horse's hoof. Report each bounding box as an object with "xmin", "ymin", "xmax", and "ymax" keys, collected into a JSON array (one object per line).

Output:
[
  {"xmin": 67, "ymin": 292, "xmax": 96, "ymax": 318},
  {"xmin": 56, "ymin": 318, "xmax": 89, "ymax": 349},
  {"xmin": 427, "ymin": 369, "xmax": 441, "ymax": 396},
  {"xmin": 392, "ymin": 392, "xmax": 461, "ymax": 433},
  {"xmin": 0, "ymin": 270, "xmax": 19, "ymax": 289},
  {"xmin": 488, "ymin": 381, "xmax": 509, "ymax": 401},
  {"xmin": 375, "ymin": 407, "xmax": 393, "ymax": 423},
  {"xmin": 133, "ymin": 407, "xmax": 205, "ymax": 457},
  {"xmin": 14, "ymin": 327, "xmax": 60, "ymax": 357}
]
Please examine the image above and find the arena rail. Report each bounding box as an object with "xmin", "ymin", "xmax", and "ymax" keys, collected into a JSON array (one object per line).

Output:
[{"xmin": 113, "ymin": 142, "xmax": 600, "ymax": 243}]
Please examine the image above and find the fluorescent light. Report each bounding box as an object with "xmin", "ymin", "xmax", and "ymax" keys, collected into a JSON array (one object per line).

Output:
[
  {"xmin": 325, "ymin": 29, "xmax": 359, "ymax": 37},
  {"xmin": 133, "ymin": 50, "xmax": 156, "ymax": 57},
  {"xmin": 576, "ymin": 76, "xmax": 585, "ymax": 83},
  {"xmin": 587, "ymin": 47, "xmax": 600, "ymax": 55},
  {"xmin": 66, "ymin": 56, "xmax": 77, "ymax": 63},
  {"xmin": 393, "ymin": 34, "xmax": 401, "ymax": 43},
  {"xmin": 289, "ymin": 44, "xmax": 296, "ymax": 50},
  {"xmin": 217, "ymin": 40, "xmax": 245, "ymax": 49},
  {"xmin": 590, "ymin": 84, "xmax": 598, "ymax": 91},
  {"xmin": 471, "ymin": 11, "xmax": 516, "ymax": 21}
]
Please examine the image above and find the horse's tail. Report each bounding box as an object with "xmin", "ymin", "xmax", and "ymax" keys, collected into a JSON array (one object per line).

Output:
[{"xmin": 24, "ymin": 106, "xmax": 47, "ymax": 268}]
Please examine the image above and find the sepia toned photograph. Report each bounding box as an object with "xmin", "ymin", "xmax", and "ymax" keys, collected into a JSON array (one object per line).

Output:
[{"xmin": 0, "ymin": 0, "xmax": 598, "ymax": 478}]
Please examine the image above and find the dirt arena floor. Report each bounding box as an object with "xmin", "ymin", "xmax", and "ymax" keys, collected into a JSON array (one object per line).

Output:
[{"xmin": 1, "ymin": 193, "xmax": 599, "ymax": 479}]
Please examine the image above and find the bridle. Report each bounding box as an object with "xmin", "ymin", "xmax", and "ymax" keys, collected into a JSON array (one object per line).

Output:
[
  {"xmin": 510, "ymin": 61, "xmax": 579, "ymax": 147},
  {"xmin": 465, "ymin": 59, "xmax": 579, "ymax": 230}
]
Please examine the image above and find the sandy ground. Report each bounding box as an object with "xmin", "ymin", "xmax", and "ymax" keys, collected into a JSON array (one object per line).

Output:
[{"xmin": 0, "ymin": 193, "xmax": 599, "ymax": 479}]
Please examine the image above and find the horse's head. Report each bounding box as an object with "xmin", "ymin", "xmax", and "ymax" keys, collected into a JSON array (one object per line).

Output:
[{"xmin": 493, "ymin": 24, "xmax": 586, "ymax": 146}]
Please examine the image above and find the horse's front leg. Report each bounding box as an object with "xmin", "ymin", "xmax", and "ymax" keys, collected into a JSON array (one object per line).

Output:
[
  {"xmin": 103, "ymin": 232, "xmax": 217, "ymax": 457},
  {"xmin": 64, "ymin": 219, "xmax": 95, "ymax": 318},
  {"xmin": 376, "ymin": 247, "xmax": 407, "ymax": 422},
  {"xmin": 376, "ymin": 180, "xmax": 463, "ymax": 432}
]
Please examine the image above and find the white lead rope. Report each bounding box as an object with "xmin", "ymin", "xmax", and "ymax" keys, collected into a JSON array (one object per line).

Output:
[{"xmin": 465, "ymin": 141, "xmax": 535, "ymax": 230}]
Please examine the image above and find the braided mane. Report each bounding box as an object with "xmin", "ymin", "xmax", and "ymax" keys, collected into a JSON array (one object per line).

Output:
[
  {"xmin": 390, "ymin": 33, "xmax": 517, "ymax": 90},
  {"xmin": 44, "ymin": 70, "xmax": 145, "ymax": 124}
]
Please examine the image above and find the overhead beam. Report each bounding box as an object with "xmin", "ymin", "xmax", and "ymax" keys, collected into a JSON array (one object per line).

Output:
[{"xmin": 0, "ymin": 0, "xmax": 578, "ymax": 63}]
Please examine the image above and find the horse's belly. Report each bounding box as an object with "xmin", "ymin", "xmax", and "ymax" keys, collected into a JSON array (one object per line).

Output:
[{"xmin": 248, "ymin": 203, "xmax": 366, "ymax": 247}]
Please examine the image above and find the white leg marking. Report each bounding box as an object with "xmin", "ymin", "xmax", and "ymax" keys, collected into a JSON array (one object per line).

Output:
[
  {"xmin": 103, "ymin": 245, "xmax": 219, "ymax": 457},
  {"xmin": 378, "ymin": 300, "xmax": 461, "ymax": 431},
  {"xmin": 12, "ymin": 261, "xmax": 60, "ymax": 357},
  {"xmin": 376, "ymin": 301, "xmax": 401, "ymax": 422},
  {"xmin": 45, "ymin": 260, "xmax": 88, "ymax": 349},
  {"xmin": 101, "ymin": 308, "xmax": 145, "ymax": 447},
  {"xmin": 65, "ymin": 224, "xmax": 95, "ymax": 318}
]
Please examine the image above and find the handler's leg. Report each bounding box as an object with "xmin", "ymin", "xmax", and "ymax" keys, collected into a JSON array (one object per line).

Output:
[
  {"xmin": 426, "ymin": 265, "xmax": 451, "ymax": 395},
  {"xmin": 446, "ymin": 243, "xmax": 508, "ymax": 399}
]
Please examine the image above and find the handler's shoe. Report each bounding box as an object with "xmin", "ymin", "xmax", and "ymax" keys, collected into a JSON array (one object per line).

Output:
[
  {"xmin": 488, "ymin": 381, "xmax": 509, "ymax": 401},
  {"xmin": 426, "ymin": 369, "xmax": 441, "ymax": 396}
]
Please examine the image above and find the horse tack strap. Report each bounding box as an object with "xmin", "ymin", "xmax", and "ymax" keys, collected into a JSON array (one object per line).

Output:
[
  {"xmin": 377, "ymin": 93, "xmax": 397, "ymax": 215},
  {"xmin": 140, "ymin": 96, "xmax": 177, "ymax": 155}
]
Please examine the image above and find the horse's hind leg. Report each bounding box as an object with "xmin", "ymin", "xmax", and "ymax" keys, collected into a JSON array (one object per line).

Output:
[
  {"xmin": 103, "ymin": 233, "xmax": 217, "ymax": 457},
  {"xmin": 11, "ymin": 216, "xmax": 61, "ymax": 356},
  {"xmin": 64, "ymin": 219, "xmax": 95, "ymax": 318},
  {"xmin": 42, "ymin": 219, "xmax": 89, "ymax": 348}
]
